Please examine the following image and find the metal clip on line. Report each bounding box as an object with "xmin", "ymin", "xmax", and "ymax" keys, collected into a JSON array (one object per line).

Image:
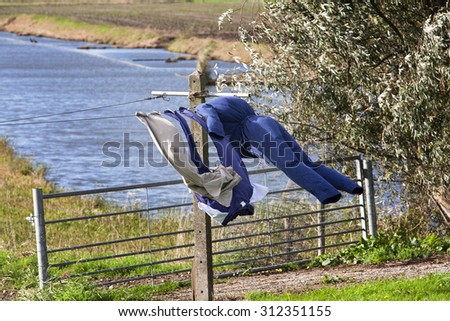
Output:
[{"xmin": 145, "ymin": 92, "xmax": 170, "ymax": 101}]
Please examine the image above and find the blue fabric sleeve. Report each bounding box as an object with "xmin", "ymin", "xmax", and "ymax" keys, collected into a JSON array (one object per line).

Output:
[{"xmin": 195, "ymin": 104, "xmax": 226, "ymax": 137}]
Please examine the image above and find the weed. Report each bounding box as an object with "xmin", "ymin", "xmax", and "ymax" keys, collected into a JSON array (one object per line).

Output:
[
  {"xmin": 309, "ymin": 233, "xmax": 450, "ymax": 267},
  {"xmin": 0, "ymin": 251, "xmax": 39, "ymax": 292},
  {"xmin": 321, "ymin": 275, "xmax": 347, "ymax": 284}
]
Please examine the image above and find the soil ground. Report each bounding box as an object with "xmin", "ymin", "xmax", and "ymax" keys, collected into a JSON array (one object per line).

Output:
[
  {"xmin": 0, "ymin": 2, "xmax": 250, "ymax": 39},
  {"xmin": 0, "ymin": 2, "xmax": 260, "ymax": 61},
  {"xmin": 156, "ymin": 254, "xmax": 450, "ymax": 300},
  {"xmin": 1, "ymin": 255, "xmax": 449, "ymax": 301}
]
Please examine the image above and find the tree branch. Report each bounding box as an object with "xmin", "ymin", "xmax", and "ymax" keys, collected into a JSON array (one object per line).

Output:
[
  {"xmin": 370, "ymin": 0, "xmax": 405, "ymax": 45},
  {"xmin": 372, "ymin": 53, "xmax": 395, "ymax": 69}
]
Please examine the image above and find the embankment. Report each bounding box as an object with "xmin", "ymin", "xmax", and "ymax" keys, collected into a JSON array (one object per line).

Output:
[
  {"xmin": 0, "ymin": 14, "xmax": 250, "ymax": 62},
  {"xmin": 0, "ymin": 138, "xmax": 54, "ymax": 251}
]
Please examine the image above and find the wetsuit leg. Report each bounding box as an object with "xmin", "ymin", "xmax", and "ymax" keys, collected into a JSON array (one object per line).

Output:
[
  {"xmin": 245, "ymin": 117, "xmax": 341, "ymax": 204},
  {"xmin": 276, "ymin": 124, "xmax": 363, "ymax": 195}
]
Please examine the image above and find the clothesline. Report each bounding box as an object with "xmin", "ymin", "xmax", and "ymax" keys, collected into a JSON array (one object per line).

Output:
[
  {"xmin": 137, "ymin": 96, "xmax": 364, "ymax": 227},
  {"xmin": 151, "ymin": 90, "xmax": 250, "ymax": 98},
  {"xmin": 0, "ymin": 94, "xmax": 168, "ymax": 126}
]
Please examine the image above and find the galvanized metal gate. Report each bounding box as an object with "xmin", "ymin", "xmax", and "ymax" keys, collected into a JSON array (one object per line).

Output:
[
  {"xmin": 31, "ymin": 71, "xmax": 377, "ymax": 299},
  {"xmin": 32, "ymin": 155, "xmax": 376, "ymax": 291}
]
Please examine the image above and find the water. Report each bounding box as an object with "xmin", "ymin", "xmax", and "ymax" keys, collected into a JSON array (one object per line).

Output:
[
  {"xmin": 0, "ymin": 31, "xmax": 243, "ymax": 200},
  {"xmin": 1, "ymin": 31, "xmax": 328, "ymax": 209},
  {"xmin": 0, "ymin": 31, "xmax": 367, "ymax": 216}
]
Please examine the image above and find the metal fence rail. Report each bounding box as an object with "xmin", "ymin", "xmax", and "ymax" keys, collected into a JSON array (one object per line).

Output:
[{"xmin": 32, "ymin": 155, "xmax": 377, "ymax": 289}]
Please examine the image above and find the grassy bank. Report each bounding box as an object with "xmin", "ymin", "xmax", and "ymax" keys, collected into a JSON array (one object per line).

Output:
[
  {"xmin": 2, "ymin": 137, "xmax": 450, "ymax": 301},
  {"xmin": 0, "ymin": 137, "xmax": 190, "ymax": 299},
  {"xmin": 0, "ymin": 1, "xmax": 256, "ymax": 61},
  {"xmin": 0, "ymin": 138, "xmax": 54, "ymax": 251},
  {"xmin": 1, "ymin": 14, "xmax": 167, "ymax": 47},
  {"xmin": 0, "ymin": 250, "xmax": 185, "ymax": 300}
]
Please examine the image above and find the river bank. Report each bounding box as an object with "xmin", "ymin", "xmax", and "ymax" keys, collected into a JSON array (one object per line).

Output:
[
  {"xmin": 0, "ymin": 2, "xmax": 253, "ymax": 62},
  {"xmin": 0, "ymin": 138, "xmax": 54, "ymax": 252}
]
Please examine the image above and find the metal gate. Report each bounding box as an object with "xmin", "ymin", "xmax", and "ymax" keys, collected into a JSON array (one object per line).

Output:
[{"xmin": 32, "ymin": 155, "xmax": 376, "ymax": 289}]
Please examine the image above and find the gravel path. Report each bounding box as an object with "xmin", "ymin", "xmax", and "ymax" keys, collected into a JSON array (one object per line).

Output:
[{"xmin": 156, "ymin": 254, "xmax": 450, "ymax": 300}]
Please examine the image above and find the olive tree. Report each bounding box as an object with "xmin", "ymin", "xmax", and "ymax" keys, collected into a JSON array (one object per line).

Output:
[{"xmin": 218, "ymin": 1, "xmax": 449, "ymax": 224}]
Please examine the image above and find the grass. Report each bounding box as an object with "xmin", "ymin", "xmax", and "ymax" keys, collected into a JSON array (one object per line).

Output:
[
  {"xmin": 1, "ymin": 139, "xmax": 450, "ymax": 301},
  {"xmin": 3, "ymin": 243, "xmax": 450, "ymax": 301},
  {"xmin": 0, "ymin": 251, "xmax": 38, "ymax": 293},
  {"xmin": 246, "ymin": 272, "xmax": 450, "ymax": 301},
  {"xmin": 0, "ymin": 136, "xmax": 364, "ymax": 300},
  {"xmin": 0, "ymin": 0, "xmax": 245, "ymax": 3},
  {"xmin": 0, "ymin": 250, "xmax": 187, "ymax": 300},
  {"xmin": 26, "ymin": 279, "xmax": 185, "ymax": 301},
  {"xmin": 0, "ymin": 138, "xmax": 55, "ymax": 251},
  {"xmin": 4, "ymin": 14, "xmax": 164, "ymax": 45},
  {"xmin": 245, "ymin": 233, "xmax": 450, "ymax": 301}
]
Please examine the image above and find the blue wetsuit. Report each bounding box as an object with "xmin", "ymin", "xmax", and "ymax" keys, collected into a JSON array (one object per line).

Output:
[{"xmin": 195, "ymin": 97, "xmax": 363, "ymax": 204}]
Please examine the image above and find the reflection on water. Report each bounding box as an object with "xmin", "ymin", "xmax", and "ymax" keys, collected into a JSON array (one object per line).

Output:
[
  {"xmin": 0, "ymin": 31, "xmax": 363, "ymax": 209},
  {"xmin": 0, "ymin": 31, "xmax": 240, "ymax": 202}
]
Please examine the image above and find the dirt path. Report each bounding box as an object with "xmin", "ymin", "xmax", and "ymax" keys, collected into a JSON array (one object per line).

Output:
[
  {"xmin": 156, "ymin": 254, "xmax": 450, "ymax": 300},
  {"xmin": 2, "ymin": 255, "xmax": 448, "ymax": 301}
]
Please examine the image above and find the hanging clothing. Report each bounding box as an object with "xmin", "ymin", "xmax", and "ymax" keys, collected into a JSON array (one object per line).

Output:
[
  {"xmin": 136, "ymin": 112, "xmax": 240, "ymax": 206},
  {"xmin": 195, "ymin": 96, "xmax": 363, "ymax": 204},
  {"xmin": 136, "ymin": 110, "xmax": 268, "ymax": 226}
]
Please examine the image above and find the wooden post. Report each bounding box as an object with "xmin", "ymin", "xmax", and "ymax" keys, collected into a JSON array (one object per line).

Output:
[{"xmin": 189, "ymin": 70, "xmax": 214, "ymax": 301}]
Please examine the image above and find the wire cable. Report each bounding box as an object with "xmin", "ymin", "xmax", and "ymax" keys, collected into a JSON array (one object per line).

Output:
[
  {"xmin": 0, "ymin": 93, "xmax": 168, "ymax": 125},
  {"xmin": 0, "ymin": 115, "xmax": 135, "ymax": 126}
]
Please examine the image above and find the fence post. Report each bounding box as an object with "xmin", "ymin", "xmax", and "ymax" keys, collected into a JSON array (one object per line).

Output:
[
  {"xmin": 363, "ymin": 159, "xmax": 378, "ymax": 237},
  {"xmin": 33, "ymin": 188, "xmax": 48, "ymax": 289},
  {"xmin": 355, "ymin": 156, "xmax": 368, "ymax": 240},
  {"xmin": 189, "ymin": 70, "xmax": 214, "ymax": 301}
]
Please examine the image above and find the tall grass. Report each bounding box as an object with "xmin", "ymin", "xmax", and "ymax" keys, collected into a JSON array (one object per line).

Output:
[{"xmin": 0, "ymin": 138, "xmax": 54, "ymax": 251}]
